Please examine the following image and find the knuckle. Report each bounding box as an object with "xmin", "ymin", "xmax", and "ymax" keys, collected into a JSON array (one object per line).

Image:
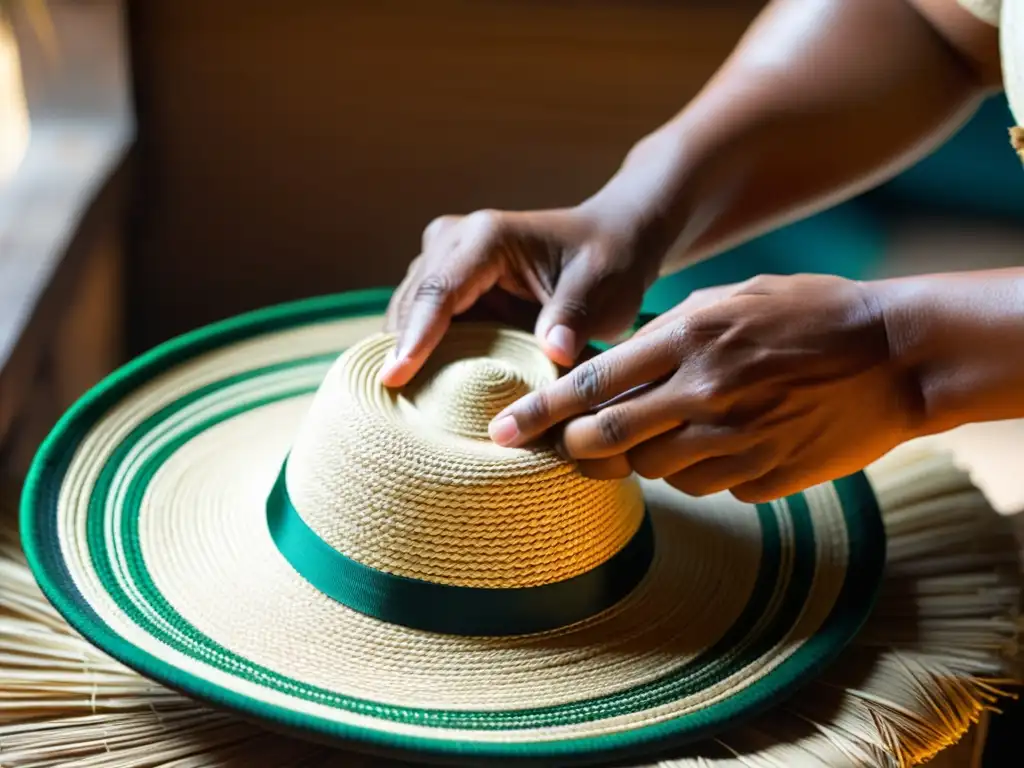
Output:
[
  {"xmin": 519, "ymin": 391, "xmax": 551, "ymax": 427},
  {"xmin": 743, "ymin": 274, "xmax": 779, "ymax": 294},
  {"xmin": 682, "ymin": 358, "xmax": 736, "ymax": 407},
  {"xmin": 558, "ymin": 296, "xmax": 591, "ymax": 323},
  {"xmin": 422, "ymin": 215, "xmax": 461, "ymax": 251},
  {"xmin": 594, "ymin": 409, "xmax": 629, "ymax": 447},
  {"xmin": 671, "ymin": 471, "xmax": 718, "ymax": 498},
  {"xmin": 674, "ymin": 382, "xmax": 711, "ymax": 417},
  {"xmin": 685, "ymin": 308, "xmax": 719, "ymax": 337},
  {"xmin": 670, "ymin": 476, "xmax": 708, "ymax": 497},
  {"xmin": 578, "ymin": 242, "xmax": 622, "ymax": 275},
  {"xmin": 423, "ymin": 215, "xmax": 456, "ymax": 241},
  {"xmin": 664, "ymin": 319, "xmax": 692, "ymax": 356},
  {"xmin": 465, "ymin": 209, "xmax": 504, "ymax": 239},
  {"xmin": 629, "ymin": 456, "xmax": 662, "ymax": 480},
  {"xmin": 732, "ymin": 481, "xmax": 776, "ymax": 504},
  {"xmin": 733, "ymin": 465, "xmax": 788, "ymax": 503},
  {"xmin": 577, "ymin": 456, "xmax": 632, "ymax": 481},
  {"xmin": 414, "ymin": 274, "xmax": 455, "ymax": 306},
  {"xmin": 571, "ymin": 360, "xmax": 609, "ymax": 405},
  {"xmin": 699, "ymin": 371, "xmax": 730, "ymax": 402},
  {"xmin": 625, "ymin": 444, "xmax": 665, "ymax": 479}
]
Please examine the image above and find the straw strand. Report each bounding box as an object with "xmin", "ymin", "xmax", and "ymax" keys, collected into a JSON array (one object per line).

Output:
[{"xmin": 2, "ymin": 443, "xmax": 1021, "ymax": 766}]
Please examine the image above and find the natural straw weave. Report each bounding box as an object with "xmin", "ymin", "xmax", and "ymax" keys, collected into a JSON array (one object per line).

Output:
[
  {"xmin": 3, "ymin": 441, "xmax": 1021, "ymax": 766},
  {"xmin": 286, "ymin": 327, "xmax": 645, "ymax": 587},
  {"xmin": 32, "ymin": 316, "xmax": 870, "ymax": 742},
  {"xmin": 8, "ymin": 300, "xmax": 1024, "ymax": 766}
]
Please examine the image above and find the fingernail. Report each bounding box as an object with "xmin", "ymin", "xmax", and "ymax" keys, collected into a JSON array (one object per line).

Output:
[
  {"xmin": 488, "ymin": 415, "xmax": 520, "ymax": 446},
  {"xmin": 546, "ymin": 324, "xmax": 577, "ymax": 360}
]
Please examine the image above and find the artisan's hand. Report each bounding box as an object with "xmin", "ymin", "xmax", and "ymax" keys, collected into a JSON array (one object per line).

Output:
[
  {"xmin": 380, "ymin": 207, "xmax": 661, "ymax": 387},
  {"xmin": 489, "ymin": 274, "xmax": 923, "ymax": 502}
]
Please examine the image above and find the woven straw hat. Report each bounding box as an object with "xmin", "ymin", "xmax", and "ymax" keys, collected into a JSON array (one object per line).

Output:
[{"xmin": 20, "ymin": 289, "xmax": 892, "ymax": 765}]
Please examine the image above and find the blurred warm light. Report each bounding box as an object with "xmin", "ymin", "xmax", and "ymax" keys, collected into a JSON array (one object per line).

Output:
[{"xmin": 0, "ymin": 17, "xmax": 29, "ymax": 186}]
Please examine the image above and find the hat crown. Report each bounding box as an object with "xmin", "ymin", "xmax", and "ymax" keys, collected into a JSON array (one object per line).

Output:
[
  {"xmin": 404, "ymin": 356, "xmax": 531, "ymax": 439},
  {"xmin": 283, "ymin": 325, "xmax": 646, "ymax": 590}
]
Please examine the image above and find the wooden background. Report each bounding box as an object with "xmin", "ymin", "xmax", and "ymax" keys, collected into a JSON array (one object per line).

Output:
[
  {"xmin": 125, "ymin": 0, "xmax": 764, "ymax": 352},
  {"xmin": 0, "ymin": 3, "xmax": 1014, "ymax": 764}
]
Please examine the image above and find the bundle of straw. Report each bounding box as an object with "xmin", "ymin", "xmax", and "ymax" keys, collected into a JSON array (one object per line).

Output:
[{"xmin": 1, "ymin": 443, "xmax": 1021, "ymax": 767}]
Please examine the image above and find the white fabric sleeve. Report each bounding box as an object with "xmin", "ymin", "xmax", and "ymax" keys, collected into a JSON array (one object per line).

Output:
[{"xmin": 958, "ymin": 0, "xmax": 1002, "ymax": 25}]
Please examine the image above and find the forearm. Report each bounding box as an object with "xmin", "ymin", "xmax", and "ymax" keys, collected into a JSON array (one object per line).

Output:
[
  {"xmin": 580, "ymin": 0, "xmax": 1000, "ymax": 272},
  {"xmin": 871, "ymin": 268, "xmax": 1024, "ymax": 435}
]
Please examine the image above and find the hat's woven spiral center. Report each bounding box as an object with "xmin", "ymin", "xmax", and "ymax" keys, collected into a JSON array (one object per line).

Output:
[
  {"xmin": 408, "ymin": 358, "xmax": 531, "ymax": 439},
  {"xmin": 284, "ymin": 324, "xmax": 646, "ymax": 590}
]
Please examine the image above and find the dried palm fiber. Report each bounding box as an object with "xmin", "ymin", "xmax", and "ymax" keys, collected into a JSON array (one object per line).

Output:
[
  {"xmin": 10, "ymin": 301, "xmax": 1024, "ymax": 766},
  {"xmin": 20, "ymin": 311, "xmax": 897, "ymax": 763},
  {"xmin": 3, "ymin": 439, "xmax": 1020, "ymax": 768}
]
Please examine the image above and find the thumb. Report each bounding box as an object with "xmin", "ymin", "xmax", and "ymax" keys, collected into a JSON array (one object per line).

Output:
[{"xmin": 534, "ymin": 256, "xmax": 643, "ymax": 367}]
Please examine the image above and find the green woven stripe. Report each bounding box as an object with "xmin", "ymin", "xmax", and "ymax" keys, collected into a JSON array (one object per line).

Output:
[
  {"xmin": 21, "ymin": 288, "xmax": 886, "ymax": 762},
  {"xmin": 92, "ymin": 362, "xmax": 800, "ymax": 729}
]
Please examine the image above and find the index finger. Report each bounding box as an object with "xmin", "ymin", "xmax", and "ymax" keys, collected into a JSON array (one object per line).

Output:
[
  {"xmin": 488, "ymin": 327, "xmax": 680, "ymax": 447},
  {"xmin": 380, "ymin": 265, "xmax": 497, "ymax": 387},
  {"xmin": 380, "ymin": 225, "xmax": 505, "ymax": 388},
  {"xmin": 384, "ymin": 256, "xmax": 425, "ymax": 334}
]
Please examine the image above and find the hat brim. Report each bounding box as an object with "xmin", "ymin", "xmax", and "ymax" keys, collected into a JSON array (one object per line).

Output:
[{"xmin": 21, "ymin": 288, "xmax": 886, "ymax": 766}]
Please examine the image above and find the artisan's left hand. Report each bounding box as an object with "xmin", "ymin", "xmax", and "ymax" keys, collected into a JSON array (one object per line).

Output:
[{"xmin": 488, "ymin": 274, "xmax": 923, "ymax": 502}]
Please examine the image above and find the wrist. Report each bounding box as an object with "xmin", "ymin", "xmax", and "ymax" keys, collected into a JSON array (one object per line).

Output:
[
  {"xmin": 576, "ymin": 128, "xmax": 688, "ymax": 272},
  {"xmin": 866, "ymin": 276, "xmax": 963, "ymax": 438},
  {"xmin": 858, "ymin": 278, "xmax": 934, "ymax": 438},
  {"xmin": 577, "ymin": 117, "xmax": 731, "ymax": 281},
  {"xmin": 868, "ymin": 270, "xmax": 1024, "ymax": 437},
  {"xmin": 578, "ymin": 90, "xmax": 764, "ymax": 279}
]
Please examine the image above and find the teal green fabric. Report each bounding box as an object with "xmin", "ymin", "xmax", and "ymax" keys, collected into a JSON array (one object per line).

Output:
[
  {"xmin": 267, "ymin": 462, "xmax": 657, "ymax": 636},
  {"xmin": 641, "ymin": 94, "xmax": 1022, "ymax": 316},
  {"xmin": 868, "ymin": 96, "xmax": 1024, "ymax": 219}
]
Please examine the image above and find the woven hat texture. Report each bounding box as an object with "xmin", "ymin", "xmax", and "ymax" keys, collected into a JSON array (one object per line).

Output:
[{"xmin": 15, "ymin": 289, "xmax": 1017, "ymax": 766}]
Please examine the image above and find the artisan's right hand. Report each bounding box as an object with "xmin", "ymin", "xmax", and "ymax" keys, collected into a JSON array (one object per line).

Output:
[{"xmin": 380, "ymin": 206, "xmax": 662, "ymax": 387}]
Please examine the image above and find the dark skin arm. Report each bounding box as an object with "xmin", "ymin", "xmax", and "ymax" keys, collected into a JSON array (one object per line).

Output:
[
  {"xmin": 382, "ymin": 0, "xmax": 1001, "ymax": 389},
  {"xmin": 385, "ymin": 0, "xmax": 1015, "ymax": 499},
  {"xmin": 577, "ymin": 0, "xmax": 1004, "ymax": 274}
]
